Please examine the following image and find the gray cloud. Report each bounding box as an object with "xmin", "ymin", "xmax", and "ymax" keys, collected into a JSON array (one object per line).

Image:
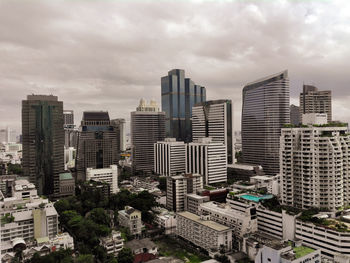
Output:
[{"xmin": 0, "ymin": 0, "xmax": 350, "ymax": 133}]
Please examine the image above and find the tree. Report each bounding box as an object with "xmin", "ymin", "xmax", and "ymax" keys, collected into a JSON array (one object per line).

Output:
[
  {"xmin": 87, "ymin": 208, "xmax": 110, "ymax": 226},
  {"xmin": 75, "ymin": 254, "xmax": 94, "ymax": 263},
  {"xmin": 117, "ymin": 248, "xmax": 134, "ymax": 263}
]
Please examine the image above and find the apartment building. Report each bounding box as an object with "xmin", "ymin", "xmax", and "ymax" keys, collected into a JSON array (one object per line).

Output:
[
  {"xmin": 176, "ymin": 211, "xmax": 232, "ymax": 253},
  {"xmin": 86, "ymin": 165, "xmax": 119, "ymax": 194},
  {"xmin": 186, "ymin": 137, "xmax": 227, "ymax": 184},
  {"xmin": 185, "ymin": 193, "xmax": 209, "ymax": 215},
  {"xmin": 100, "ymin": 230, "xmax": 124, "ymax": 256},
  {"xmin": 280, "ymin": 119, "xmax": 350, "ymax": 211},
  {"xmin": 118, "ymin": 206, "xmax": 142, "ymax": 236},
  {"xmin": 154, "ymin": 138, "xmax": 186, "ymax": 176},
  {"xmin": 166, "ymin": 173, "xmax": 203, "ymax": 212}
]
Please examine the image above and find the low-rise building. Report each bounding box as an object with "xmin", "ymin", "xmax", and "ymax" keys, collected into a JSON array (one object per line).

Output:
[
  {"xmin": 176, "ymin": 211, "xmax": 232, "ymax": 253},
  {"xmin": 153, "ymin": 207, "xmax": 177, "ymax": 235},
  {"xmin": 86, "ymin": 165, "xmax": 119, "ymax": 194},
  {"xmin": 185, "ymin": 193, "xmax": 209, "ymax": 215},
  {"xmin": 100, "ymin": 230, "xmax": 124, "ymax": 256},
  {"xmin": 50, "ymin": 232, "xmax": 74, "ymax": 251},
  {"xmin": 249, "ymin": 175, "xmax": 280, "ymax": 196},
  {"xmin": 118, "ymin": 206, "xmax": 142, "ymax": 236},
  {"xmin": 125, "ymin": 238, "xmax": 158, "ymax": 255},
  {"xmin": 243, "ymin": 232, "xmax": 321, "ymax": 263}
]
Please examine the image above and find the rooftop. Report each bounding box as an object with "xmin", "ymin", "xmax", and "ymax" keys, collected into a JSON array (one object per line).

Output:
[
  {"xmin": 59, "ymin": 172, "xmax": 73, "ymax": 181},
  {"xmin": 82, "ymin": 111, "xmax": 110, "ymax": 121},
  {"xmin": 177, "ymin": 211, "xmax": 231, "ymax": 232},
  {"xmin": 125, "ymin": 238, "xmax": 157, "ymax": 251}
]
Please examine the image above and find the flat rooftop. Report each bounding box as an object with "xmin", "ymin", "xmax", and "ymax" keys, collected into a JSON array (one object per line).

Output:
[{"xmin": 177, "ymin": 211, "xmax": 231, "ymax": 232}]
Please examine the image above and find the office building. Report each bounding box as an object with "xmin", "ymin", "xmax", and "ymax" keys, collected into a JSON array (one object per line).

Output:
[
  {"xmin": 185, "ymin": 193, "xmax": 209, "ymax": 215},
  {"xmin": 131, "ymin": 99, "xmax": 165, "ymax": 174},
  {"xmin": 280, "ymin": 116, "xmax": 350, "ymax": 211},
  {"xmin": 118, "ymin": 206, "xmax": 142, "ymax": 236},
  {"xmin": 176, "ymin": 211, "xmax": 232, "ymax": 253},
  {"xmin": 242, "ymin": 70, "xmax": 290, "ymax": 176},
  {"xmin": 300, "ymin": 84, "xmax": 332, "ymax": 123},
  {"xmin": 161, "ymin": 69, "xmax": 206, "ymax": 142},
  {"xmin": 290, "ymin": 104, "xmax": 300, "ymax": 126},
  {"xmin": 154, "ymin": 138, "xmax": 186, "ymax": 176},
  {"xmin": 186, "ymin": 137, "xmax": 227, "ymax": 184},
  {"xmin": 63, "ymin": 110, "xmax": 74, "ymax": 126},
  {"xmin": 0, "ymin": 128, "xmax": 8, "ymax": 143},
  {"xmin": 111, "ymin": 118, "xmax": 126, "ymax": 152},
  {"xmin": 192, "ymin": 100, "xmax": 233, "ymax": 164},
  {"xmin": 22, "ymin": 95, "xmax": 65, "ymax": 197},
  {"xmin": 58, "ymin": 172, "xmax": 75, "ymax": 198},
  {"xmin": 86, "ymin": 165, "xmax": 119, "ymax": 194},
  {"xmin": 76, "ymin": 111, "xmax": 118, "ymax": 181},
  {"xmin": 166, "ymin": 173, "xmax": 203, "ymax": 212},
  {"xmin": 63, "ymin": 110, "xmax": 77, "ymax": 148}
]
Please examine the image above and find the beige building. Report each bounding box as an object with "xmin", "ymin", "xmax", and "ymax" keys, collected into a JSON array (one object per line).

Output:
[
  {"xmin": 100, "ymin": 230, "xmax": 124, "ymax": 256},
  {"xmin": 176, "ymin": 211, "xmax": 232, "ymax": 253},
  {"xmin": 118, "ymin": 206, "xmax": 142, "ymax": 236}
]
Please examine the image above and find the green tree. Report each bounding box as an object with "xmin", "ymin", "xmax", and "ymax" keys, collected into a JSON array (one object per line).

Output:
[
  {"xmin": 117, "ymin": 248, "xmax": 134, "ymax": 263},
  {"xmin": 75, "ymin": 254, "xmax": 94, "ymax": 263},
  {"xmin": 88, "ymin": 208, "xmax": 110, "ymax": 226}
]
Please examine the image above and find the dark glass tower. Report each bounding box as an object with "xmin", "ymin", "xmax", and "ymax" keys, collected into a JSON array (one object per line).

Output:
[
  {"xmin": 161, "ymin": 69, "xmax": 206, "ymax": 142},
  {"xmin": 22, "ymin": 95, "xmax": 65, "ymax": 197},
  {"xmin": 242, "ymin": 71, "xmax": 290, "ymax": 175},
  {"xmin": 76, "ymin": 111, "xmax": 118, "ymax": 181}
]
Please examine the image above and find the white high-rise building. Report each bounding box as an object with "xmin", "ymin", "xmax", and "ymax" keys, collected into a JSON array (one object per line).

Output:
[
  {"xmin": 154, "ymin": 138, "xmax": 186, "ymax": 176},
  {"xmin": 86, "ymin": 165, "xmax": 119, "ymax": 194},
  {"xmin": 280, "ymin": 118, "xmax": 350, "ymax": 211},
  {"xmin": 192, "ymin": 100, "xmax": 234, "ymax": 164},
  {"xmin": 166, "ymin": 173, "xmax": 203, "ymax": 212},
  {"xmin": 186, "ymin": 137, "xmax": 227, "ymax": 184}
]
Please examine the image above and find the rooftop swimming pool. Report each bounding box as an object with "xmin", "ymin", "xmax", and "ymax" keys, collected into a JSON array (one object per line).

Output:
[{"xmin": 239, "ymin": 194, "xmax": 274, "ymax": 202}]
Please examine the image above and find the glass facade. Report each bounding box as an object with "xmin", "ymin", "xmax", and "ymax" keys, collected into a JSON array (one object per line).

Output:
[
  {"xmin": 242, "ymin": 70, "xmax": 290, "ymax": 175},
  {"xmin": 161, "ymin": 69, "xmax": 206, "ymax": 142}
]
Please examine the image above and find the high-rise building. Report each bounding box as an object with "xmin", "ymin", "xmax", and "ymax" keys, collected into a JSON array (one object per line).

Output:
[
  {"xmin": 186, "ymin": 137, "xmax": 227, "ymax": 184},
  {"xmin": 63, "ymin": 110, "xmax": 74, "ymax": 126},
  {"xmin": 22, "ymin": 95, "xmax": 64, "ymax": 197},
  {"xmin": 300, "ymin": 84, "xmax": 332, "ymax": 123},
  {"xmin": 154, "ymin": 138, "xmax": 186, "ymax": 176},
  {"xmin": 131, "ymin": 99, "xmax": 165, "ymax": 174},
  {"xmin": 166, "ymin": 173, "xmax": 203, "ymax": 212},
  {"xmin": 0, "ymin": 128, "xmax": 8, "ymax": 143},
  {"xmin": 161, "ymin": 69, "xmax": 206, "ymax": 142},
  {"xmin": 76, "ymin": 111, "xmax": 118, "ymax": 181},
  {"xmin": 86, "ymin": 165, "xmax": 119, "ymax": 194},
  {"xmin": 280, "ymin": 115, "xmax": 350, "ymax": 211},
  {"xmin": 111, "ymin": 118, "xmax": 126, "ymax": 152},
  {"xmin": 242, "ymin": 70, "xmax": 290, "ymax": 176},
  {"xmin": 192, "ymin": 99, "xmax": 233, "ymax": 164},
  {"xmin": 290, "ymin": 104, "xmax": 300, "ymax": 126}
]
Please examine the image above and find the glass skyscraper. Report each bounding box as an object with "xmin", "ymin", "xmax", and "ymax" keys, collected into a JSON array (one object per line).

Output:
[
  {"xmin": 242, "ymin": 70, "xmax": 290, "ymax": 175},
  {"xmin": 161, "ymin": 69, "xmax": 206, "ymax": 142}
]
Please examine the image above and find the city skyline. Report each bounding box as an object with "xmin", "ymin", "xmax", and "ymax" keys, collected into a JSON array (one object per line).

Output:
[{"xmin": 1, "ymin": 1, "xmax": 350, "ymax": 132}]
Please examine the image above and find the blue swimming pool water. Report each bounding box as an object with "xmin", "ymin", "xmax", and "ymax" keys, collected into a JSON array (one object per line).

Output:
[{"xmin": 240, "ymin": 194, "xmax": 274, "ymax": 202}]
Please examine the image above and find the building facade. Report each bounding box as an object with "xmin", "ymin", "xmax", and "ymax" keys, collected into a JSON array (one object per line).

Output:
[
  {"xmin": 22, "ymin": 95, "xmax": 65, "ymax": 197},
  {"xmin": 176, "ymin": 211, "xmax": 232, "ymax": 253},
  {"xmin": 166, "ymin": 173, "xmax": 203, "ymax": 212},
  {"xmin": 118, "ymin": 206, "xmax": 142, "ymax": 236},
  {"xmin": 242, "ymin": 71, "xmax": 290, "ymax": 176},
  {"xmin": 300, "ymin": 84, "xmax": 332, "ymax": 123},
  {"xmin": 192, "ymin": 100, "xmax": 233, "ymax": 164},
  {"xmin": 280, "ymin": 124, "xmax": 350, "ymax": 211},
  {"xmin": 86, "ymin": 165, "xmax": 119, "ymax": 194},
  {"xmin": 111, "ymin": 118, "xmax": 126, "ymax": 153},
  {"xmin": 76, "ymin": 111, "xmax": 118, "ymax": 181},
  {"xmin": 290, "ymin": 104, "xmax": 300, "ymax": 126},
  {"xmin": 154, "ymin": 138, "xmax": 186, "ymax": 176},
  {"xmin": 186, "ymin": 137, "xmax": 227, "ymax": 184},
  {"xmin": 161, "ymin": 69, "xmax": 206, "ymax": 142},
  {"xmin": 131, "ymin": 99, "xmax": 165, "ymax": 174}
]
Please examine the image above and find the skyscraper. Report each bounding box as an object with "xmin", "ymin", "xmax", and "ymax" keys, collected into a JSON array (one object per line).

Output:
[
  {"xmin": 280, "ymin": 116, "xmax": 350, "ymax": 211},
  {"xmin": 63, "ymin": 110, "xmax": 78, "ymax": 148},
  {"xmin": 111, "ymin": 118, "xmax": 126, "ymax": 154},
  {"xmin": 154, "ymin": 138, "xmax": 186, "ymax": 176},
  {"xmin": 186, "ymin": 137, "xmax": 227, "ymax": 184},
  {"xmin": 22, "ymin": 95, "xmax": 64, "ymax": 196},
  {"xmin": 161, "ymin": 69, "xmax": 206, "ymax": 142},
  {"xmin": 76, "ymin": 111, "xmax": 118, "ymax": 181},
  {"xmin": 131, "ymin": 99, "xmax": 165, "ymax": 174},
  {"xmin": 290, "ymin": 104, "xmax": 300, "ymax": 126},
  {"xmin": 63, "ymin": 110, "xmax": 74, "ymax": 126},
  {"xmin": 192, "ymin": 99, "xmax": 233, "ymax": 164},
  {"xmin": 242, "ymin": 70, "xmax": 290, "ymax": 176},
  {"xmin": 300, "ymin": 84, "xmax": 332, "ymax": 123}
]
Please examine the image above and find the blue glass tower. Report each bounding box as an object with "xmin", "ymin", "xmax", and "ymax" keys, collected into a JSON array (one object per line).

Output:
[{"xmin": 161, "ymin": 69, "xmax": 206, "ymax": 142}]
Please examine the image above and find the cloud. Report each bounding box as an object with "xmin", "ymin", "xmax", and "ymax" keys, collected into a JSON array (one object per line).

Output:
[{"xmin": 0, "ymin": 0, "xmax": 350, "ymax": 133}]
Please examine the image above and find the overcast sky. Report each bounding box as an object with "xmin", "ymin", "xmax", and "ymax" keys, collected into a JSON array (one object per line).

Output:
[{"xmin": 1, "ymin": 0, "xmax": 350, "ymax": 133}]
